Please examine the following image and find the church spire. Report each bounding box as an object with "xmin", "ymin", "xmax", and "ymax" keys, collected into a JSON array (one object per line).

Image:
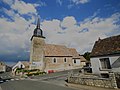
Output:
[
  {"xmin": 36, "ymin": 17, "xmax": 40, "ymax": 29},
  {"xmin": 30, "ymin": 17, "xmax": 45, "ymax": 41}
]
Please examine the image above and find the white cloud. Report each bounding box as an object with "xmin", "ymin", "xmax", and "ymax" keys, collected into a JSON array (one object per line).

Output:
[
  {"xmin": 71, "ymin": 0, "xmax": 90, "ymax": 5},
  {"xmin": 68, "ymin": 0, "xmax": 90, "ymax": 9},
  {"xmin": 11, "ymin": 0, "xmax": 37, "ymax": 15},
  {"xmin": 33, "ymin": 1, "xmax": 46, "ymax": 7},
  {"xmin": 56, "ymin": 0, "xmax": 62, "ymax": 6},
  {"xmin": 0, "ymin": 0, "xmax": 37, "ymax": 56},
  {"xmin": 42, "ymin": 12, "xmax": 120, "ymax": 54},
  {"xmin": 0, "ymin": 0, "xmax": 47, "ymax": 60},
  {"xmin": 61, "ymin": 16, "xmax": 77, "ymax": 28},
  {"xmin": 0, "ymin": 0, "xmax": 120, "ymax": 60},
  {"xmin": 0, "ymin": 16, "xmax": 34, "ymax": 55},
  {"xmin": 2, "ymin": 0, "xmax": 14, "ymax": 5},
  {"xmin": 0, "ymin": 10, "xmax": 120, "ymax": 58}
]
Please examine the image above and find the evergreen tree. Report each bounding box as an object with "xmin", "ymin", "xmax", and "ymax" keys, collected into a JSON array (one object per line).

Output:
[{"xmin": 83, "ymin": 52, "xmax": 91, "ymax": 61}]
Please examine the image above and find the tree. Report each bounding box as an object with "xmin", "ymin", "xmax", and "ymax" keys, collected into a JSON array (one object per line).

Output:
[{"xmin": 83, "ymin": 52, "xmax": 91, "ymax": 61}]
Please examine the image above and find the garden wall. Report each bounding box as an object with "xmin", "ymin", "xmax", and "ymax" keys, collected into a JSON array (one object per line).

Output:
[{"xmin": 68, "ymin": 72, "xmax": 118, "ymax": 89}]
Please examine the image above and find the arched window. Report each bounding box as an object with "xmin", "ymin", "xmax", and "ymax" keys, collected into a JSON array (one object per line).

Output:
[
  {"xmin": 64, "ymin": 58, "xmax": 67, "ymax": 63},
  {"xmin": 53, "ymin": 58, "xmax": 57, "ymax": 63}
]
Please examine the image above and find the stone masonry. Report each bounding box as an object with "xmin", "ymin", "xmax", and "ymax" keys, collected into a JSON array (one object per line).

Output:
[
  {"xmin": 68, "ymin": 72, "xmax": 118, "ymax": 89},
  {"xmin": 30, "ymin": 36, "xmax": 45, "ymax": 71}
]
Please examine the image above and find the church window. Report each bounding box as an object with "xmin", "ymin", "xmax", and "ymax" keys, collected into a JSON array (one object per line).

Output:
[
  {"xmin": 64, "ymin": 58, "xmax": 67, "ymax": 63},
  {"xmin": 52, "ymin": 58, "xmax": 57, "ymax": 63}
]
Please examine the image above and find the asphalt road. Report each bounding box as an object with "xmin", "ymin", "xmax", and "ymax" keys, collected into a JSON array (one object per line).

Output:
[
  {"xmin": 30, "ymin": 68, "xmax": 81, "ymax": 80},
  {"xmin": 0, "ymin": 80, "xmax": 75, "ymax": 90},
  {"xmin": 0, "ymin": 68, "xmax": 82, "ymax": 90}
]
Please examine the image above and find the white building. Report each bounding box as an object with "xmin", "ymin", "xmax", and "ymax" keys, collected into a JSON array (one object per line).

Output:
[
  {"xmin": 91, "ymin": 35, "xmax": 120, "ymax": 76},
  {"xmin": 12, "ymin": 61, "xmax": 30, "ymax": 74}
]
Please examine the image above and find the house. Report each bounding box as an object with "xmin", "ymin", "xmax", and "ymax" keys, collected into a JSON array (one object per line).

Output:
[
  {"xmin": 12, "ymin": 61, "xmax": 30, "ymax": 75},
  {"xmin": 91, "ymin": 35, "xmax": 120, "ymax": 76},
  {"xmin": 0, "ymin": 61, "xmax": 6, "ymax": 72},
  {"xmin": 29, "ymin": 18, "xmax": 86, "ymax": 73}
]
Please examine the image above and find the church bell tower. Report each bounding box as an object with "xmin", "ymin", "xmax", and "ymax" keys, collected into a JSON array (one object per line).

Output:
[{"xmin": 30, "ymin": 18, "xmax": 45, "ymax": 71}]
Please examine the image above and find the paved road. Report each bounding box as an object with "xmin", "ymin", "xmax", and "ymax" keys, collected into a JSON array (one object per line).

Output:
[
  {"xmin": 29, "ymin": 68, "xmax": 81, "ymax": 86},
  {"xmin": 0, "ymin": 80, "xmax": 76, "ymax": 90},
  {"xmin": 0, "ymin": 68, "xmax": 82, "ymax": 90},
  {"xmin": 30, "ymin": 68, "xmax": 81, "ymax": 80}
]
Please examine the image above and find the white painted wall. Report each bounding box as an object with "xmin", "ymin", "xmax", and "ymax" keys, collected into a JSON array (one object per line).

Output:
[
  {"xmin": 72, "ymin": 59, "xmax": 80, "ymax": 65},
  {"xmin": 76, "ymin": 59, "xmax": 80, "ymax": 65},
  {"xmin": 91, "ymin": 57, "xmax": 101, "ymax": 75},
  {"xmin": 109, "ymin": 56, "xmax": 119, "ymax": 65},
  {"xmin": 91, "ymin": 56, "xmax": 120, "ymax": 75},
  {"xmin": 110, "ymin": 56, "xmax": 120, "ymax": 72},
  {"xmin": 12, "ymin": 61, "xmax": 25, "ymax": 71}
]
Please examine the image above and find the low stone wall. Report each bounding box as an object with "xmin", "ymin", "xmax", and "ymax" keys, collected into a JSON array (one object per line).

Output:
[{"xmin": 68, "ymin": 73, "xmax": 118, "ymax": 89}]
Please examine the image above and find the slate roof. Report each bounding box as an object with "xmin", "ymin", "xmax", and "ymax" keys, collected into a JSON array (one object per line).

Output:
[{"xmin": 91, "ymin": 35, "xmax": 120, "ymax": 57}]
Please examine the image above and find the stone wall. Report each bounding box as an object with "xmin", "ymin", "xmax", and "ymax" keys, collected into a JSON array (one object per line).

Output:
[
  {"xmin": 44, "ymin": 57, "xmax": 73, "ymax": 72},
  {"xmin": 68, "ymin": 72, "xmax": 118, "ymax": 89},
  {"xmin": 44, "ymin": 57, "xmax": 84, "ymax": 72},
  {"xmin": 30, "ymin": 37, "xmax": 45, "ymax": 70}
]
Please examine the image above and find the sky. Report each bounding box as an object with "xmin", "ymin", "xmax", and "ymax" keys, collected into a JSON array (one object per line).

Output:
[{"xmin": 0, "ymin": 0, "xmax": 120, "ymax": 63}]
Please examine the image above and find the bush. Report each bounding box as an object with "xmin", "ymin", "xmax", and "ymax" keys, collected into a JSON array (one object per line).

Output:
[
  {"xmin": 23, "ymin": 70, "xmax": 30, "ymax": 72},
  {"xmin": 26, "ymin": 71, "xmax": 46, "ymax": 76},
  {"xmin": 30, "ymin": 69, "xmax": 39, "ymax": 72},
  {"xmin": 33, "ymin": 73, "xmax": 38, "ymax": 75},
  {"xmin": 26, "ymin": 73, "xmax": 34, "ymax": 76}
]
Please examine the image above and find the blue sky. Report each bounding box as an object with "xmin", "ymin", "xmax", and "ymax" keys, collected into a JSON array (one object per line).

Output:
[{"xmin": 0, "ymin": 0, "xmax": 120, "ymax": 64}]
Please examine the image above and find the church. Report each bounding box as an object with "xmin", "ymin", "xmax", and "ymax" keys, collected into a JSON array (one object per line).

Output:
[{"xmin": 29, "ymin": 18, "xmax": 86, "ymax": 73}]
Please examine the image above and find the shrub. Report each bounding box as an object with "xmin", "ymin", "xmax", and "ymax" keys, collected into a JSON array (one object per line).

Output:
[
  {"xmin": 26, "ymin": 71, "xmax": 46, "ymax": 76},
  {"xmin": 26, "ymin": 73, "xmax": 34, "ymax": 76}
]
